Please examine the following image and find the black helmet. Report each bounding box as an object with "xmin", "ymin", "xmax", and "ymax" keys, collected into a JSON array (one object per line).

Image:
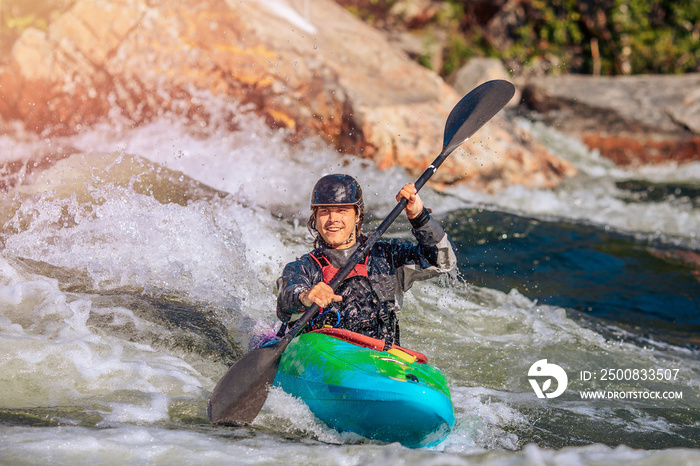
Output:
[
  {"xmin": 308, "ymin": 174, "xmax": 365, "ymax": 247},
  {"xmin": 311, "ymin": 174, "xmax": 364, "ymax": 212}
]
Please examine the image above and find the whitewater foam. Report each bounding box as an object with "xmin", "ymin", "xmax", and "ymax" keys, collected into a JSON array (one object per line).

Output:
[{"xmin": 1, "ymin": 102, "xmax": 698, "ymax": 461}]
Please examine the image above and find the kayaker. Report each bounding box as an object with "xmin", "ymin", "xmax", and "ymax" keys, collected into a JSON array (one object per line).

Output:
[{"xmin": 276, "ymin": 174, "xmax": 456, "ymax": 345}]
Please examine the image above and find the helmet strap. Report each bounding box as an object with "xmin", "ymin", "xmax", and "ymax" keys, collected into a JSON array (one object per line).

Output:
[{"xmin": 340, "ymin": 230, "xmax": 355, "ymax": 246}]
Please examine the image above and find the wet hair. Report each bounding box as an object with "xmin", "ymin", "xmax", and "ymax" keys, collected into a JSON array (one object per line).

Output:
[{"xmin": 307, "ymin": 206, "xmax": 365, "ymax": 249}]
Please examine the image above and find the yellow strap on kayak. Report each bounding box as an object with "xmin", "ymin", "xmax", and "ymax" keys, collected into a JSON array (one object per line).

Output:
[{"xmin": 387, "ymin": 348, "xmax": 417, "ymax": 364}]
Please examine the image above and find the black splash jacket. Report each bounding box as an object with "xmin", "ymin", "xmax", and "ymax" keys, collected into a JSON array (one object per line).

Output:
[{"xmin": 276, "ymin": 213, "xmax": 457, "ymax": 341}]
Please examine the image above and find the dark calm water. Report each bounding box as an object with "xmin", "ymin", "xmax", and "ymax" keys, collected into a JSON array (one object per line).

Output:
[{"xmin": 443, "ymin": 208, "xmax": 700, "ymax": 344}]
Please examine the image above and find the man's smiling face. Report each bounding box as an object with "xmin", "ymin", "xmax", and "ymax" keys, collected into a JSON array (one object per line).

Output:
[{"xmin": 315, "ymin": 205, "xmax": 357, "ymax": 249}]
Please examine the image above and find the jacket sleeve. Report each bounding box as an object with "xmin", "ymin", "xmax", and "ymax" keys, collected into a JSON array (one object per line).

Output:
[
  {"xmin": 276, "ymin": 254, "xmax": 321, "ymax": 322},
  {"xmin": 391, "ymin": 214, "xmax": 457, "ymax": 292}
]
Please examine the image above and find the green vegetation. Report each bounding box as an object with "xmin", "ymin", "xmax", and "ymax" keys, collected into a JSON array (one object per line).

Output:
[
  {"xmin": 499, "ymin": 0, "xmax": 700, "ymax": 75},
  {"xmin": 339, "ymin": 0, "xmax": 700, "ymax": 77}
]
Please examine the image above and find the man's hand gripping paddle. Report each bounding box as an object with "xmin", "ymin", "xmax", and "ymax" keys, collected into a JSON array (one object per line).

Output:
[{"xmin": 207, "ymin": 79, "xmax": 516, "ymax": 425}]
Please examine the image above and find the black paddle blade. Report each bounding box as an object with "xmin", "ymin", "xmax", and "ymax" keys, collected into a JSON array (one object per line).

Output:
[
  {"xmin": 207, "ymin": 340, "xmax": 286, "ymax": 425},
  {"xmin": 443, "ymin": 80, "xmax": 515, "ymax": 156}
]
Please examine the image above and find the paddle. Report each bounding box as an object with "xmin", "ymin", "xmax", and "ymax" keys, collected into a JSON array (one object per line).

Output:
[{"xmin": 207, "ymin": 79, "xmax": 516, "ymax": 425}]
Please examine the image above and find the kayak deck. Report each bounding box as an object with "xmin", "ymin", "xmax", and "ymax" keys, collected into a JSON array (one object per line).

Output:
[{"xmin": 273, "ymin": 330, "xmax": 455, "ymax": 447}]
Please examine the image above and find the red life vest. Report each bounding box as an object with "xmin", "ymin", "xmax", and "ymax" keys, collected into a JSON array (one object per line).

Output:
[
  {"xmin": 309, "ymin": 252, "xmax": 370, "ymax": 285},
  {"xmin": 307, "ymin": 250, "xmax": 398, "ymax": 345}
]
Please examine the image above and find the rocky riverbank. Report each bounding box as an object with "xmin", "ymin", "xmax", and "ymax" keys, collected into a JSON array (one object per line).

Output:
[
  {"xmin": 518, "ymin": 74, "xmax": 700, "ymax": 166},
  {"xmin": 1, "ymin": 0, "xmax": 697, "ymax": 192}
]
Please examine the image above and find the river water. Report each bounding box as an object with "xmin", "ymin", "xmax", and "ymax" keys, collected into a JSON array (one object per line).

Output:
[{"xmin": 1, "ymin": 101, "xmax": 699, "ymax": 464}]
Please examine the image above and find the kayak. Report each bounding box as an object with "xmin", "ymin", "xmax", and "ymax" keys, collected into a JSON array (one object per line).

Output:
[{"xmin": 272, "ymin": 328, "xmax": 455, "ymax": 448}]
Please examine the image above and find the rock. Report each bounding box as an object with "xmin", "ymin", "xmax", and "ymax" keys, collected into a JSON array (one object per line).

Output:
[
  {"xmin": 668, "ymin": 86, "xmax": 700, "ymax": 135},
  {"xmin": 388, "ymin": 0, "xmax": 437, "ymax": 28},
  {"xmin": 448, "ymin": 57, "xmax": 521, "ymax": 107},
  {"xmin": 0, "ymin": 0, "xmax": 574, "ymax": 192},
  {"xmin": 520, "ymin": 74, "xmax": 700, "ymax": 166},
  {"xmin": 435, "ymin": 116, "xmax": 577, "ymax": 192}
]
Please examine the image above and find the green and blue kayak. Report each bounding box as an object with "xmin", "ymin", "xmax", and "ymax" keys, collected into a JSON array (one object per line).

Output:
[{"xmin": 273, "ymin": 328, "xmax": 455, "ymax": 448}]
